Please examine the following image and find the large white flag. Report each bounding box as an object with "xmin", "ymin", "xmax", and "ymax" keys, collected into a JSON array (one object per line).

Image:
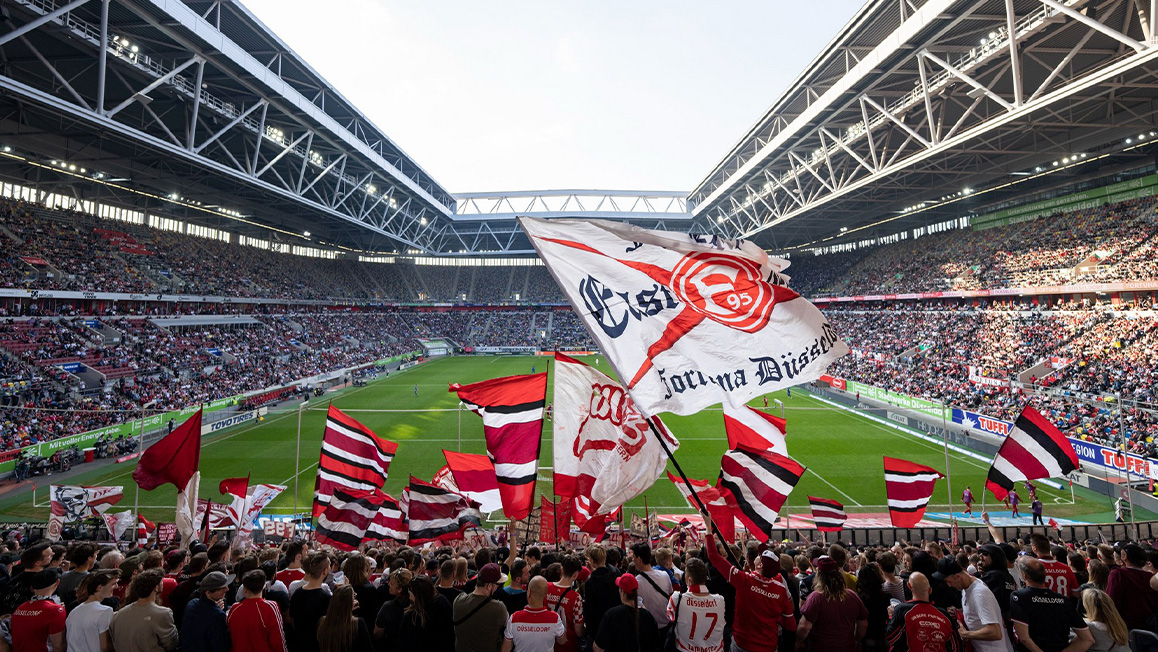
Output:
[
  {"xmin": 47, "ymin": 485, "xmax": 125, "ymax": 541},
  {"xmin": 553, "ymin": 353, "xmax": 678, "ymax": 515},
  {"xmin": 521, "ymin": 218, "xmax": 847, "ymax": 416},
  {"xmin": 238, "ymin": 484, "xmax": 287, "ymax": 539}
]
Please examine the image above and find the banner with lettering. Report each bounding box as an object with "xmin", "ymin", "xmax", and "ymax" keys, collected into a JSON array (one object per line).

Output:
[{"xmin": 521, "ymin": 217, "xmax": 847, "ymax": 416}]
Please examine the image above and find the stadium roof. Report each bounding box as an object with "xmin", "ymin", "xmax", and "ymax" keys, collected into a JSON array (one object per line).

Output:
[{"xmin": 4, "ymin": 0, "xmax": 1158, "ymax": 255}]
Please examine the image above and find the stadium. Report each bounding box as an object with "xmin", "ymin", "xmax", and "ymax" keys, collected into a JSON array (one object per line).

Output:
[{"xmin": 0, "ymin": 0, "xmax": 1156, "ymax": 565}]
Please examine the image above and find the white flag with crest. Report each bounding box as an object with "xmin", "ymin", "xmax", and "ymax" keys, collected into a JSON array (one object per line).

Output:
[{"xmin": 520, "ymin": 218, "xmax": 847, "ymax": 416}]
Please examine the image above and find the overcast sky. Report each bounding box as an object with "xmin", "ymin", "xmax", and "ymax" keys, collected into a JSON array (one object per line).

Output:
[{"xmin": 242, "ymin": 0, "xmax": 866, "ymax": 193}]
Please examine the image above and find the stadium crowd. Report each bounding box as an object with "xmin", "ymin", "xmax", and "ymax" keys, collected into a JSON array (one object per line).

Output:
[{"xmin": 0, "ymin": 519, "xmax": 1156, "ymax": 652}]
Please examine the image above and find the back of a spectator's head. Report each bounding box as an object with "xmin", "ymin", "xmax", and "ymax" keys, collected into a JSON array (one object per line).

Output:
[
  {"xmin": 561, "ymin": 554, "xmax": 583, "ymax": 578},
  {"xmin": 525, "ymin": 546, "xmax": 542, "ymax": 562},
  {"xmin": 129, "ymin": 568, "xmax": 165, "ymax": 601},
  {"xmin": 607, "ymin": 547, "xmax": 624, "ymax": 568},
  {"xmin": 208, "ymin": 542, "xmax": 231, "ymax": 564},
  {"xmin": 241, "ymin": 569, "xmax": 267, "ymax": 595},
  {"xmin": 1123, "ymin": 543, "xmax": 1147, "ymax": 568},
  {"xmin": 585, "ymin": 544, "xmax": 606, "ymax": 567},
  {"xmin": 1018, "ymin": 556, "xmax": 1047, "ymax": 585},
  {"xmin": 20, "ymin": 542, "xmax": 49, "ymax": 570},
  {"xmin": 1097, "ymin": 544, "xmax": 1115, "ymax": 565},
  {"xmin": 544, "ymin": 563, "xmax": 562, "ymax": 583},
  {"xmin": 284, "ymin": 541, "xmax": 305, "ymax": 564},
  {"xmin": 827, "ymin": 544, "xmax": 847, "ymax": 567},
  {"xmin": 631, "ymin": 543, "xmax": 653, "ymax": 567},
  {"xmin": 877, "ymin": 551, "xmax": 897, "ymax": 574},
  {"xmin": 165, "ymin": 549, "xmax": 187, "ymax": 571},
  {"xmin": 97, "ymin": 549, "xmax": 123, "ymax": 570},
  {"xmin": 141, "ymin": 550, "xmax": 163, "ymax": 570},
  {"xmin": 304, "ymin": 552, "xmax": 330, "ymax": 579},
  {"xmin": 187, "ymin": 552, "xmax": 209, "ymax": 576},
  {"xmin": 908, "ymin": 572, "xmax": 930, "ymax": 598},
  {"xmin": 685, "ymin": 558, "xmax": 708, "ymax": 586},
  {"xmin": 68, "ymin": 543, "xmax": 98, "ymax": 568},
  {"xmin": 1029, "ymin": 533, "xmax": 1051, "ymax": 554},
  {"xmin": 654, "ymin": 547, "xmax": 672, "ymax": 567},
  {"xmin": 473, "ymin": 548, "xmax": 492, "ymax": 569},
  {"xmin": 439, "ymin": 559, "xmax": 455, "ymax": 580}
]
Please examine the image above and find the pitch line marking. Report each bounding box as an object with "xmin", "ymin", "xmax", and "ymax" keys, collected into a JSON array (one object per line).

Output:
[{"xmin": 805, "ymin": 467, "xmax": 863, "ymax": 506}]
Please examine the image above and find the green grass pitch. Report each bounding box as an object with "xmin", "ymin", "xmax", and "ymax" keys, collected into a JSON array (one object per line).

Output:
[{"xmin": 0, "ymin": 355, "xmax": 1141, "ymax": 525}]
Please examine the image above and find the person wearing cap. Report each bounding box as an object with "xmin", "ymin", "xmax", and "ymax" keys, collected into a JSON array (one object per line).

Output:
[
  {"xmin": 798, "ymin": 555, "xmax": 867, "ymax": 652},
  {"xmin": 109, "ymin": 569, "xmax": 179, "ymax": 652},
  {"xmin": 932, "ymin": 557, "xmax": 1012, "ymax": 652},
  {"xmin": 592, "ymin": 573, "xmax": 661, "ymax": 652},
  {"xmin": 1009, "ymin": 557, "xmax": 1092, "ymax": 652},
  {"xmin": 452, "ymin": 563, "xmax": 508, "ymax": 652},
  {"xmin": 180, "ymin": 570, "xmax": 232, "ymax": 652},
  {"xmin": 227, "ymin": 569, "xmax": 287, "ymax": 652},
  {"xmin": 704, "ymin": 520, "xmax": 796, "ymax": 652},
  {"xmin": 884, "ymin": 572, "xmax": 961, "ymax": 652},
  {"xmin": 502, "ymin": 576, "xmax": 565, "ymax": 652},
  {"xmin": 9, "ymin": 568, "xmax": 66, "ymax": 652}
]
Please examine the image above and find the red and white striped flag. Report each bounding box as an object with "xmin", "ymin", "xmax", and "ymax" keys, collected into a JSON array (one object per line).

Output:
[
  {"xmin": 449, "ymin": 373, "xmax": 546, "ymax": 521},
  {"xmin": 717, "ymin": 445, "xmax": 806, "ymax": 542},
  {"xmin": 365, "ymin": 494, "xmax": 407, "ymax": 543},
  {"xmin": 884, "ymin": 457, "xmax": 944, "ymax": 528},
  {"xmin": 723, "ymin": 404, "xmax": 787, "ymax": 452},
  {"xmin": 519, "ymin": 217, "xmax": 848, "ymax": 416},
  {"xmin": 666, "ymin": 471, "xmax": 735, "ymax": 542},
  {"xmin": 314, "ymin": 405, "xmax": 398, "ymax": 518},
  {"xmin": 442, "ymin": 450, "xmax": 503, "ymax": 514},
  {"xmin": 406, "ymin": 476, "xmax": 482, "ymax": 545},
  {"xmin": 219, "ymin": 476, "xmax": 249, "ymax": 529},
  {"xmin": 808, "ymin": 496, "xmax": 846, "ymax": 532},
  {"xmin": 571, "ymin": 495, "xmax": 621, "ymax": 536},
  {"xmin": 315, "ymin": 489, "xmax": 387, "ymax": 551},
  {"xmin": 985, "ymin": 405, "xmax": 1080, "ymax": 500}
]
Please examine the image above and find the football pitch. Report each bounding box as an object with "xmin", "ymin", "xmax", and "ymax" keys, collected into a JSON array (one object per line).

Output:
[{"xmin": 0, "ymin": 355, "xmax": 1143, "ymax": 526}]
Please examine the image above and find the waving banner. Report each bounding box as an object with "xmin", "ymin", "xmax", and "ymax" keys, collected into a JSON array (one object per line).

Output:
[{"xmin": 521, "ymin": 217, "xmax": 847, "ymax": 416}]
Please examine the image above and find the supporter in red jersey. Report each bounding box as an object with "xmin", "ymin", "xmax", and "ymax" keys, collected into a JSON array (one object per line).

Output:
[
  {"xmin": 885, "ymin": 572, "xmax": 962, "ymax": 652},
  {"xmin": 276, "ymin": 541, "xmax": 307, "ymax": 588},
  {"xmin": 10, "ymin": 569, "xmax": 66, "ymax": 652},
  {"xmin": 161, "ymin": 550, "xmax": 187, "ymax": 608},
  {"xmin": 1028, "ymin": 534, "xmax": 1079, "ymax": 598},
  {"xmin": 228, "ymin": 569, "xmax": 288, "ymax": 652},
  {"xmin": 503, "ymin": 577, "xmax": 565, "ymax": 652},
  {"xmin": 705, "ymin": 520, "xmax": 796, "ymax": 652},
  {"xmin": 544, "ymin": 556, "xmax": 584, "ymax": 652}
]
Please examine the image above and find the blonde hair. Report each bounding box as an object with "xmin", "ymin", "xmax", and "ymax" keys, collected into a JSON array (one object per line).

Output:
[{"xmin": 1082, "ymin": 588, "xmax": 1128, "ymax": 646}]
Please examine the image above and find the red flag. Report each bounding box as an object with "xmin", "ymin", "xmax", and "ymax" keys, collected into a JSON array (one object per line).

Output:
[
  {"xmin": 449, "ymin": 374, "xmax": 547, "ymax": 521},
  {"xmin": 133, "ymin": 409, "xmax": 202, "ymax": 491},
  {"xmin": 218, "ymin": 476, "xmax": 249, "ymax": 498},
  {"xmin": 442, "ymin": 450, "xmax": 502, "ymax": 514},
  {"xmin": 1048, "ymin": 518, "xmax": 1061, "ymax": 531},
  {"xmin": 723, "ymin": 405, "xmax": 787, "ymax": 452},
  {"xmin": 884, "ymin": 457, "xmax": 944, "ymax": 528},
  {"xmin": 665, "ymin": 471, "xmax": 735, "ymax": 542},
  {"xmin": 539, "ymin": 496, "xmax": 573, "ymax": 544}
]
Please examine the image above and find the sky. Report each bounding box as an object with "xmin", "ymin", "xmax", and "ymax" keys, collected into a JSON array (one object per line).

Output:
[{"xmin": 242, "ymin": 0, "xmax": 867, "ymax": 194}]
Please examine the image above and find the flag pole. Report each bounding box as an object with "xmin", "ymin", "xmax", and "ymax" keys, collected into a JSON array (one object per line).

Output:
[
  {"xmin": 293, "ymin": 402, "xmax": 303, "ymax": 522},
  {"xmin": 645, "ymin": 494, "xmax": 652, "ymax": 542},
  {"xmin": 457, "ymin": 401, "xmax": 463, "ymax": 452},
  {"xmin": 645, "ymin": 415, "xmax": 740, "ymax": 566},
  {"xmin": 1116, "ymin": 393, "xmax": 1137, "ymax": 540},
  {"xmin": 134, "ymin": 409, "xmax": 145, "ymax": 529},
  {"xmin": 940, "ymin": 403, "xmax": 956, "ymax": 525}
]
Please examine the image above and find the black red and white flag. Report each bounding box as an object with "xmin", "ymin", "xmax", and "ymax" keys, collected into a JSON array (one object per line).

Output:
[
  {"xmin": 884, "ymin": 457, "xmax": 944, "ymax": 528},
  {"xmin": 666, "ymin": 471, "xmax": 735, "ymax": 542},
  {"xmin": 985, "ymin": 405, "xmax": 1080, "ymax": 500},
  {"xmin": 365, "ymin": 493, "xmax": 407, "ymax": 543},
  {"xmin": 808, "ymin": 496, "xmax": 847, "ymax": 532},
  {"xmin": 723, "ymin": 404, "xmax": 787, "ymax": 452},
  {"xmin": 442, "ymin": 449, "xmax": 503, "ymax": 514},
  {"xmin": 406, "ymin": 476, "xmax": 483, "ymax": 545},
  {"xmin": 314, "ymin": 406, "xmax": 398, "ymax": 517},
  {"xmin": 520, "ymin": 217, "xmax": 848, "ymax": 417},
  {"xmin": 315, "ymin": 488, "xmax": 387, "ymax": 551},
  {"xmin": 717, "ymin": 445, "xmax": 806, "ymax": 542},
  {"xmin": 553, "ymin": 353, "xmax": 678, "ymax": 517},
  {"xmin": 449, "ymin": 373, "xmax": 546, "ymax": 521}
]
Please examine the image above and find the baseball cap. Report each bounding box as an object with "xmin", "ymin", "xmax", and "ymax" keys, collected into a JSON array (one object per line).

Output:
[
  {"xmin": 815, "ymin": 555, "xmax": 839, "ymax": 573},
  {"xmin": 616, "ymin": 573, "xmax": 639, "ymax": 593},
  {"xmin": 761, "ymin": 549, "xmax": 779, "ymax": 561},
  {"xmin": 476, "ymin": 563, "xmax": 506, "ymax": 585},
  {"xmin": 932, "ymin": 557, "xmax": 963, "ymax": 581},
  {"xmin": 199, "ymin": 571, "xmax": 233, "ymax": 592},
  {"xmin": 31, "ymin": 568, "xmax": 61, "ymax": 590}
]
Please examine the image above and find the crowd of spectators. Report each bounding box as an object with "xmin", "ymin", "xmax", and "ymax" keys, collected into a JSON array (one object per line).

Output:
[{"xmin": 3, "ymin": 516, "xmax": 1158, "ymax": 652}]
